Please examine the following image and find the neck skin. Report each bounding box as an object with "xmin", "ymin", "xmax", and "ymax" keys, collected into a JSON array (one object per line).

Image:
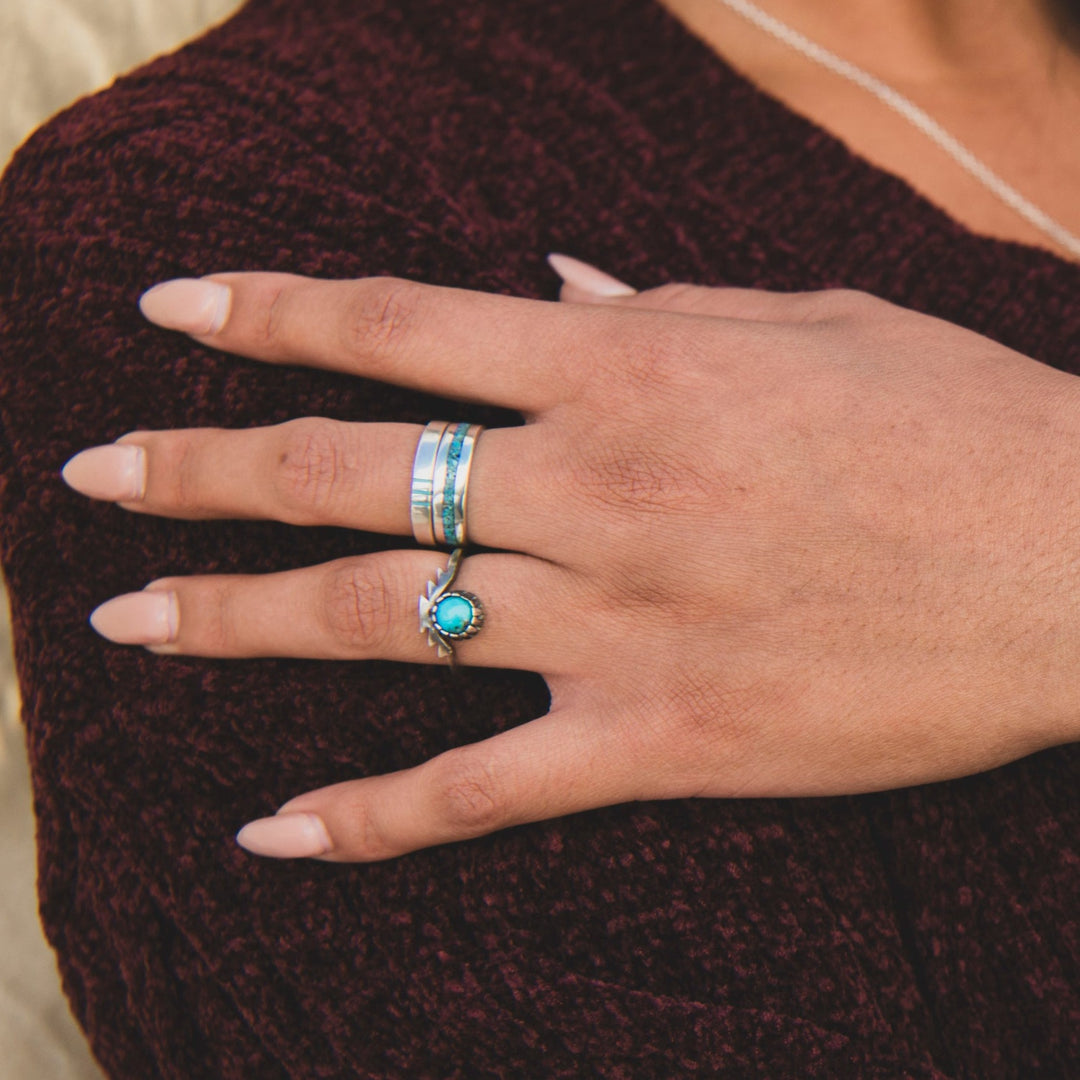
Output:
[
  {"xmin": 654, "ymin": 0, "xmax": 1080, "ymax": 261},
  {"xmin": 658, "ymin": 0, "xmax": 1080, "ymax": 94},
  {"xmin": 801, "ymin": 0, "xmax": 1076, "ymax": 90}
]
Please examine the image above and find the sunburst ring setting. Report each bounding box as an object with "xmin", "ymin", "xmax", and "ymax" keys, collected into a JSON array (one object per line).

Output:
[
  {"xmin": 418, "ymin": 548, "xmax": 485, "ymax": 661},
  {"xmin": 431, "ymin": 591, "xmax": 484, "ymax": 640}
]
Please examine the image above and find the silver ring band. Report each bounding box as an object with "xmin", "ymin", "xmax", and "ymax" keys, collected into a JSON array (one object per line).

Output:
[
  {"xmin": 410, "ymin": 421, "xmax": 449, "ymax": 547},
  {"xmin": 411, "ymin": 421, "xmax": 484, "ymax": 547},
  {"xmin": 429, "ymin": 422, "xmax": 458, "ymax": 545}
]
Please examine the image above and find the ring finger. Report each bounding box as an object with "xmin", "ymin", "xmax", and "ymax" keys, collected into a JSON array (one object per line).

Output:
[{"xmin": 88, "ymin": 550, "xmax": 585, "ymax": 673}]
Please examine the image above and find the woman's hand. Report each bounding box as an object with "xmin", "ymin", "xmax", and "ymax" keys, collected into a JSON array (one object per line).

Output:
[{"xmin": 61, "ymin": 258, "xmax": 1080, "ymax": 861}]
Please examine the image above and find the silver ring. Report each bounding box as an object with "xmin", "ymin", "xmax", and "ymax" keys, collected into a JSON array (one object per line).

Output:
[
  {"xmin": 418, "ymin": 548, "xmax": 485, "ymax": 661},
  {"xmin": 429, "ymin": 422, "xmax": 458, "ymax": 544},
  {"xmin": 411, "ymin": 421, "xmax": 484, "ymax": 547},
  {"xmin": 410, "ymin": 421, "xmax": 448, "ymax": 547}
]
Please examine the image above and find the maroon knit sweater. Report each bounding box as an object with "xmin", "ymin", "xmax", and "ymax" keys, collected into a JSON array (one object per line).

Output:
[{"xmin": 1, "ymin": 0, "xmax": 1078, "ymax": 1076}]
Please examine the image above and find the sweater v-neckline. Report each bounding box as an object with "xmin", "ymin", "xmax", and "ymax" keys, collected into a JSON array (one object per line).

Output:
[{"xmin": 605, "ymin": 0, "xmax": 1080, "ymax": 282}]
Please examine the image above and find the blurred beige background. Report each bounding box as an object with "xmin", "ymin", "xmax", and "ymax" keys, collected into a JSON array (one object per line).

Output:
[{"xmin": 0, "ymin": 3, "xmax": 243, "ymax": 1076}]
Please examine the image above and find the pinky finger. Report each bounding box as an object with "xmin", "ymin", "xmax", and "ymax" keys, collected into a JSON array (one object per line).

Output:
[{"xmin": 235, "ymin": 708, "xmax": 640, "ymax": 862}]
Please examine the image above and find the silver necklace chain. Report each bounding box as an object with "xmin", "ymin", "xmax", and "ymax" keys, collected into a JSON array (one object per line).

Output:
[{"xmin": 713, "ymin": 0, "xmax": 1080, "ymax": 260}]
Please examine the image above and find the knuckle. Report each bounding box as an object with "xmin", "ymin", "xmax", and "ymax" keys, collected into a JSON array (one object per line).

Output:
[
  {"xmin": 429, "ymin": 749, "xmax": 506, "ymax": 835},
  {"xmin": 600, "ymin": 319, "xmax": 717, "ymax": 406},
  {"xmin": 667, "ymin": 677, "xmax": 744, "ymax": 743},
  {"xmin": 635, "ymin": 674, "xmax": 759, "ymax": 784},
  {"xmin": 569, "ymin": 434, "xmax": 712, "ymax": 520},
  {"xmin": 170, "ymin": 433, "xmax": 206, "ymax": 513},
  {"xmin": 637, "ymin": 282, "xmax": 701, "ymax": 311},
  {"xmin": 342, "ymin": 278, "xmax": 422, "ymax": 365},
  {"xmin": 828, "ymin": 287, "xmax": 877, "ymax": 314},
  {"xmin": 577, "ymin": 315, "xmax": 717, "ymax": 410},
  {"xmin": 321, "ymin": 562, "xmax": 397, "ymax": 653},
  {"xmin": 201, "ymin": 578, "xmax": 240, "ymax": 654},
  {"xmin": 798, "ymin": 287, "xmax": 881, "ymax": 322},
  {"xmin": 668, "ymin": 672, "xmax": 801, "ymax": 773},
  {"xmin": 583, "ymin": 447, "xmax": 684, "ymax": 513},
  {"xmin": 607, "ymin": 333, "xmax": 674, "ymax": 396},
  {"xmin": 273, "ymin": 418, "xmax": 354, "ymax": 520},
  {"xmin": 254, "ymin": 281, "xmax": 289, "ymax": 349},
  {"xmin": 343, "ymin": 798, "xmax": 396, "ymax": 861}
]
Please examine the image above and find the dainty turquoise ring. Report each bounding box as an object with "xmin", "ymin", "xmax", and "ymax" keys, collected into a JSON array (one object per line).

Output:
[{"xmin": 419, "ymin": 548, "xmax": 485, "ymax": 662}]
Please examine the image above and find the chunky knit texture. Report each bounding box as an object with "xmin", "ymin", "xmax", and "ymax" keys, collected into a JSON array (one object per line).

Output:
[{"xmin": 1, "ymin": 0, "xmax": 1078, "ymax": 1075}]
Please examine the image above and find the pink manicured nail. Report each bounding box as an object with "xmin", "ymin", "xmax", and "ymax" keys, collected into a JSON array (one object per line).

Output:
[
  {"xmin": 62, "ymin": 444, "xmax": 146, "ymax": 501},
  {"xmin": 236, "ymin": 813, "xmax": 334, "ymax": 859},
  {"xmin": 547, "ymin": 253, "xmax": 637, "ymax": 296},
  {"xmin": 90, "ymin": 590, "xmax": 178, "ymax": 645},
  {"xmin": 139, "ymin": 278, "xmax": 231, "ymax": 335}
]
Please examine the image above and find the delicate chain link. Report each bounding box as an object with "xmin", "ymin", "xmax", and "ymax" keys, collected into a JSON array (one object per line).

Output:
[{"xmin": 714, "ymin": 0, "xmax": 1080, "ymax": 260}]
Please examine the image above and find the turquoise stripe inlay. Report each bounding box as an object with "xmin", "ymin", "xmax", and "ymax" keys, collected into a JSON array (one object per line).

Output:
[{"xmin": 441, "ymin": 422, "xmax": 469, "ymax": 543}]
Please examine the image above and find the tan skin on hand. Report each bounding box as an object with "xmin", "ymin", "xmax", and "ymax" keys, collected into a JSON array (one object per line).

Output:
[{"xmin": 67, "ymin": 271, "xmax": 1080, "ymax": 860}]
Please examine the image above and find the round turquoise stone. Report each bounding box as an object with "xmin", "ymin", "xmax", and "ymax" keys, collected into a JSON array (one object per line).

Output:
[{"xmin": 433, "ymin": 594, "xmax": 476, "ymax": 636}]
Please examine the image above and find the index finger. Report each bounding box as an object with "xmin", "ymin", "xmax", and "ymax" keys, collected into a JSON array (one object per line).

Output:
[{"xmin": 139, "ymin": 272, "xmax": 600, "ymax": 411}]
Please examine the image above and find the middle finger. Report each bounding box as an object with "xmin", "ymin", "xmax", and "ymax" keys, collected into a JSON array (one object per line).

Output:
[{"xmin": 64, "ymin": 419, "xmax": 537, "ymax": 552}]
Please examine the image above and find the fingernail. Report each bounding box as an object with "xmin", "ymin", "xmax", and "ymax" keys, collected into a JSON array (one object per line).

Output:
[
  {"xmin": 139, "ymin": 278, "xmax": 231, "ymax": 335},
  {"xmin": 90, "ymin": 590, "xmax": 178, "ymax": 645},
  {"xmin": 236, "ymin": 812, "xmax": 334, "ymax": 859},
  {"xmin": 546, "ymin": 253, "xmax": 637, "ymax": 296},
  {"xmin": 62, "ymin": 444, "xmax": 146, "ymax": 501}
]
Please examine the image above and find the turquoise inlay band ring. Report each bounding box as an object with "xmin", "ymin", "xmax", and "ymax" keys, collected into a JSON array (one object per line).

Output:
[
  {"xmin": 419, "ymin": 548, "xmax": 485, "ymax": 661},
  {"xmin": 436, "ymin": 422, "xmax": 483, "ymax": 546},
  {"xmin": 411, "ymin": 420, "xmax": 484, "ymax": 548}
]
